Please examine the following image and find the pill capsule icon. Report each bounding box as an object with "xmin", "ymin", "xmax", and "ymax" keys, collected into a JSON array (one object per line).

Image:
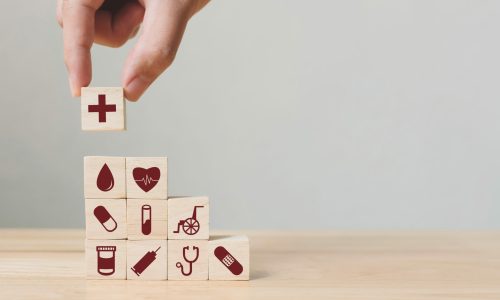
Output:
[
  {"xmin": 93, "ymin": 205, "xmax": 117, "ymax": 232},
  {"xmin": 214, "ymin": 246, "xmax": 243, "ymax": 275}
]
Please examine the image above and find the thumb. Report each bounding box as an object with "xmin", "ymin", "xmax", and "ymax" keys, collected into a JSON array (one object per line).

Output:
[{"xmin": 121, "ymin": 0, "xmax": 190, "ymax": 101}]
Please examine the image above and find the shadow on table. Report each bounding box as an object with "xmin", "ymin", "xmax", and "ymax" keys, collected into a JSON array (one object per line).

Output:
[{"xmin": 250, "ymin": 269, "xmax": 269, "ymax": 280}]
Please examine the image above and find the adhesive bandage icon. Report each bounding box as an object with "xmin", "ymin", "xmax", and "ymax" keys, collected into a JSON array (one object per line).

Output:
[
  {"xmin": 214, "ymin": 246, "xmax": 243, "ymax": 275},
  {"xmin": 93, "ymin": 205, "xmax": 117, "ymax": 232}
]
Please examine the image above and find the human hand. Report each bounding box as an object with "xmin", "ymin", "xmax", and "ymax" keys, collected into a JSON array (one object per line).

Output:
[{"xmin": 57, "ymin": 0, "xmax": 209, "ymax": 101}]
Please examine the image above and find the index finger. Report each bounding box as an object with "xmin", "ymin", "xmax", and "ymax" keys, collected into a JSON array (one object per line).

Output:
[{"xmin": 62, "ymin": 0, "xmax": 104, "ymax": 96}]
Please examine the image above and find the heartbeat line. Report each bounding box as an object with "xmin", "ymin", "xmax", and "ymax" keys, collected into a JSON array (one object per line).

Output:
[{"xmin": 135, "ymin": 175, "xmax": 159, "ymax": 186}]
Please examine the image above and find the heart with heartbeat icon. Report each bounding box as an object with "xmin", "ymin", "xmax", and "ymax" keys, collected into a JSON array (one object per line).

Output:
[{"xmin": 133, "ymin": 167, "xmax": 160, "ymax": 192}]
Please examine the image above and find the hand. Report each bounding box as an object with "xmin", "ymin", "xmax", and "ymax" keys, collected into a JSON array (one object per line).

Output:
[{"xmin": 57, "ymin": 0, "xmax": 209, "ymax": 101}]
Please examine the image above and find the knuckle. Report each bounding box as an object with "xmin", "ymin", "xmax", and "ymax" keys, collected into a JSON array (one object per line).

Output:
[{"xmin": 140, "ymin": 47, "xmax": 176, "ymax": 79}]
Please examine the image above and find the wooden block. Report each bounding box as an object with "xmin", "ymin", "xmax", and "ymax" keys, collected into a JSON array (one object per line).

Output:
[
  {"xmin": 86, "ymin": 239, "xmax": 127, "ymax": 279},
  {"xmin": 81, "ymin": 87, "xmax": 125, "ymax": 131},
  {"xmin": 127, "ymin": 240, "xmax": 167, "ymax": 280},
  {"xmin": 84, "ymin": 156, "xmax": 126, "ymax": 199},
  {"xmin": 167, "ymin": 240, "xmax": 208, "ymax": 280},
  {"xmin": 127, "ymin": 199, "xmax": 168, "ymax": 240},
  {"xmin": 208, "ymin": 235, "xmax": 249, "ymax": 280},
  {"xmin": 85, "ymin": 198, "xmax": 127, "ymax": 239},
  {"xmin": 126, "ymin": 157, "xmax": 167, "ymax": 199},
  {"xmin": 168, "ymin": 197, "xmax": 209, "ymax": 240}
]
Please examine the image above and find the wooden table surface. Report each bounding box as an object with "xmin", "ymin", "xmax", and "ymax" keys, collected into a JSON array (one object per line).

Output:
[{"xmin": 0, "ymin": 229, "xmax": 499, "ymax": 300}]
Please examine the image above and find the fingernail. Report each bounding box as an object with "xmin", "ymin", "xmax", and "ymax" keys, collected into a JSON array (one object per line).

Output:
[{"xmin": 125, "ymin": 76, "xmax": 149, "ymax": 101}]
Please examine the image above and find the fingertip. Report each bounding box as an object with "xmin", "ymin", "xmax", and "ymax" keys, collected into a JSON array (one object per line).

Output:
[
  {"xmin": 69, "ymin": 79, "xmax": 86, "ymax": 97},
  {"xmin": 69, "ymin": 78, "xmax": 78, "ymax": 97},
  {"xmin": 67, "ymin": 72, "xmax": 79, "ymax": 97},
  {"xmin": 67, "ymin": 65, "xmax": 91, "ymax": 97},
  {"xmin": 124, "ymin": 75, "xmax": 151, "ymax": 101}
]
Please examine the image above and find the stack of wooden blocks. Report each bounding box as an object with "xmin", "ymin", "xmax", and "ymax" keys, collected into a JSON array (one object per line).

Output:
[{"xmin": 81, "ymin": 88, "xmax": 249, "ymax": 281}]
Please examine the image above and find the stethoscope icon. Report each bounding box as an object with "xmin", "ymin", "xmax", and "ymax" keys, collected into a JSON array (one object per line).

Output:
[{"xmin": 176, "ymin": 245, "xmax": 199, "ymax": 276}]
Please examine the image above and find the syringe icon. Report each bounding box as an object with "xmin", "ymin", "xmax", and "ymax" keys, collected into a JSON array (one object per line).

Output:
[{"xmin": 131, "ymin": 246, "xmax": 161, "ymax": 276}]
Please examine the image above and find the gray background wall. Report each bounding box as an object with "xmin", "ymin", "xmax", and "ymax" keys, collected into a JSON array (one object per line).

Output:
[{"xmin": 0, "ymin": 0, "xmax": 499, "ymax": 229}]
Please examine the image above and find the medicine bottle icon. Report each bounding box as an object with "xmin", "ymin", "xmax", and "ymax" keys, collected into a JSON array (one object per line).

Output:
[{"xmin": 96, "ymin": 246, "xmax": 116, "ymax": 276}]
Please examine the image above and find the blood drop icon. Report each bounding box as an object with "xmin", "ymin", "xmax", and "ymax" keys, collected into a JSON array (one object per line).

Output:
[{"xmin": 96, "ymin": 163, "xmax": 114, "ymax": 192}]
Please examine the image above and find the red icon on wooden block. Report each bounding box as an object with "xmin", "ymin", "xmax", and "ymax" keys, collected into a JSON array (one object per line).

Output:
[
  {"xmin": 214, "ymin": 246, "xmax": 243, "ymax": 275},
  {"xmin": 176, "ymin": 246, "xmax": 199, "ymax": 276},
  {"xmin": 141, "ymin": 205, "xmax": 152, "ymax": 235},
  {"xmin": 133, "ymin": 167, "xmax": 160, "ymax": 192},
  {"xmin": 96, "ymin": 163, "xmax": 114, "ymax": 192},
  {"xmin": 131, "ymin": 246, "xmax": 161, "ymax": 276},
  {"xmin": 88, "ymin": 94, "xmax": 116, "ymax": 123},
  {"xmin": 93, "ymin": 205, "xmax": 117, "ymax": 232},
  {"xmin": 173, "ymin": 206, "xmax": 204, "ymax": 235},
  {"xmin": 96, "ymin": 246, "xmax": 116, "ymax": 276}
]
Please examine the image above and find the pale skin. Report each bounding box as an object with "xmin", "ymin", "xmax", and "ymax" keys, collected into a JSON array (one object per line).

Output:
[{"xmin": 57, "ymin": 0, "xmax": 209, "ymax": 101}]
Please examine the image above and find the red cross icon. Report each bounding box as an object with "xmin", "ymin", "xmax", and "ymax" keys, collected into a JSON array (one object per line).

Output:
[{"xmin": 88, "ymin": 94, "xmax": 117, "ymax": 123}]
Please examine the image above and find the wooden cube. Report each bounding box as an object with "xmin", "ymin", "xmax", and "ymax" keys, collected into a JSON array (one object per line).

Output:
[
  {"xmin": 168, "ymin": 197, "xmax": 209, "ymax": 240},
  {"xmin": 127, "ymin": 240, "xmax": 167, "ymax": 280},
  {"xmin": 81, "ymin": 87, "xmax": 125, "ymax": 131},
  {"xmin": 167, "ymin": 240, "xmax": 208, "ymax": 280},
  {"xmin": 208, "ymin": 235, "xmax": 249, "ymax": 280},
  {"xmin": 126, "ymin": 157, "xmax": 167, "ymax": 199},
  {"xmin": 127, "ymin": 199, "xmax": 168, "ymax": 240},
  {"xmin": 85, "ymin": 198, "xmax": 127, "ymax": 240},
  {"xmin": 84, "ymin": 156, "xmax": 126, "ymax": 199},
  {"xmin": 86, "ymin": 239, "xmax": 127, "ymax": 279}
]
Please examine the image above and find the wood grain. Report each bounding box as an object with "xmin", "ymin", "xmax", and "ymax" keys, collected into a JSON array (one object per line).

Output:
[
  {"xmin": 1, "ymin": 229, "xmax": 500, "ymax": 299},
  {"xmin": 85, "ymin": 239, "xmax": 127, "ymax": 279},
  {"xmin": 126, "ymin": 157, "xmax": 168, "ymax": 199},
  {"xmin": 85, "ymin": 198, "xmax": 127, "ymax": 240},
  {"xmin": 168, "ymin": 196, "xmax": 209, "ymax": 240},
  {"xmin": 127, "ymin": 240, "xmax": 168, "ymax": 280},
  {"xmin": 84, "ymin": 156, "xmax": 126, "ymax": 199},
  {"xmin": 127, "ymin": 199, "xmax": 168, "ymax": 240},
  {"xmin": 81, "ymin": 87, "xmax": 125, "ymax": 131},
  {"xmin": 168, "ymin": 239, "xmax": 208, "ymax": 280},
  {"xmin": 209, "ymin": 235, "xmax": 249, "ymax": 280}
]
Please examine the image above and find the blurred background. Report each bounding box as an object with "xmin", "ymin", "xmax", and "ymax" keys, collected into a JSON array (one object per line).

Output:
[{"xmin": 0, "ymin": 0, "xmax": 499, "ymax": 229}]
